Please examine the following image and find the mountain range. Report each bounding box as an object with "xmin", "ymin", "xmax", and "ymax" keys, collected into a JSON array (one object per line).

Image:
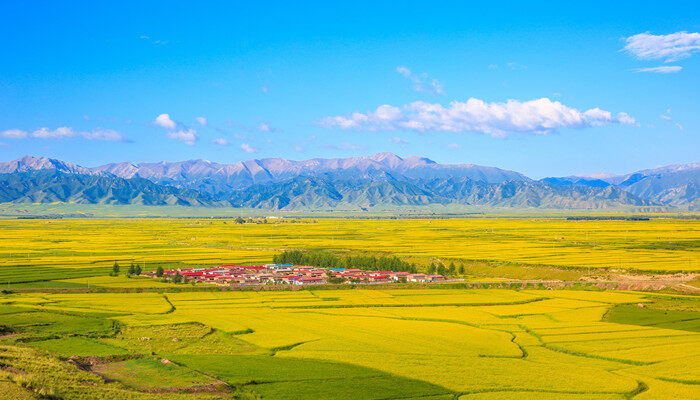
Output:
[{"xmin": 0, "ymin": 154, "xmax": 697, "ymax": 210}]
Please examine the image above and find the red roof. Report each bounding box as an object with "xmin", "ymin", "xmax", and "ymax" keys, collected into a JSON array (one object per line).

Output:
[{"xmin": 218, "ymin": 264, "xmax": 265, "ymax": 269}]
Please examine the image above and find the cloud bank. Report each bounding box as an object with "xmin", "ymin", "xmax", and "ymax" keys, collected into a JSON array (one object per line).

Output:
[{"xmin": 320, "ymin": 98, "xmax": 635, "ymax": 137}]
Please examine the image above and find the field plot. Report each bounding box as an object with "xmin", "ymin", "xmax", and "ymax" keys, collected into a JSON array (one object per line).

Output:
[
  {"xmin": 1, "ymin": 288, "xmax": 698, "ymax": 399},
  {"xmin": 0, "ymin": 217, "xmax": 697, "ymax": 285}
]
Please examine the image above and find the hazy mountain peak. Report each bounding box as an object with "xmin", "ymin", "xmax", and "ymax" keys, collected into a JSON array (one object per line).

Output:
[
  {"xmin": 0, "ymin": 155, "xmax": 97, "ymax": 176},
  {"xmin": 369, "ymin": 152, "xmax": 402, "ymax": 161}
]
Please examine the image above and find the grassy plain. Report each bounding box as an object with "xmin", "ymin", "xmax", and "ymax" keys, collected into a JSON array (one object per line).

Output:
[
  {"xmin": 0, "ymin": 216, "xmax": 697, "ymax": 285},
  {"xmin": 0, "ymin": 288, "xmax": 697, "ymax": 399}
]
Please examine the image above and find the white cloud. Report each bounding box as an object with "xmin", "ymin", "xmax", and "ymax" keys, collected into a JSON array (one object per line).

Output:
[
  {"xmin": 154, "ymin": 114, "xmax": 177, "ymax": 129},
  {"xmin": 659, "ymin": 110, "xmax": 684, "ymax": 131},
  {"xmin": 81, "ymin": 128, "xmax": 127, "ymax": 141},
  {"xmin": 166, "ymin": 129, "xmax": 197, "ymax": 146},
  {"xmin": 155, "ymin": 114, "xmax": 197, "ymax": 144},
  {"xmin": 1, "ymin": 129, "xmax": 28, "ymax": 139},
  {"xmin": 633, "ymin": 66, "xmax": 682, "ymax": 74},
  {"xmin": 32, "ymin": 126, "xmax": 76, "ymax": 139},
  {"xmin": 257, "ymin": 122, "xmax": 279, "ymax": 133},
  {"xmin": 2, "ymin": 127, "xmax": 127, "ymax": 141},
  {"xmin": 389, "ymin": 136, "xmax": 409, "ymax": 145},
  {"xmin": 396, "ymin": 66, "xmax": 444, "ymax": 95},
  {"xmin": 139, "ymin": 35, "xmax": 167, "ymax": 45},
  {"xmin": 447, "ymin": 143, "xmax": 462, "ymax": 149},
  {"xmin": 196, "ymin": 117, "xmax": 208, "ymax": 126},
  {"xmin": 240, "ymin": 143, "xmax": 257, "ymax": 153},
  {"xmin": 623, "ymin": 31, "xmax": 700, "ymax": 62},
  {"xmin": 506, "ymin": 62, "xmax": 527, "ymax": 70},
  {"xmin": 320, "ymin": 98, "xmax": 635, "ymax": 137},
  {"xmin": 211, "ymin": 138, "xmax": 230, "ymax": 146}
]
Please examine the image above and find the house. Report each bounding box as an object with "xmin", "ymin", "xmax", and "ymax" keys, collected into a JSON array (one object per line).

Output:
[
  {"xmin": 368, "ymin": 274, "xmax": 389, "ymax": 282},
  {"xmin": 292, "ymin": 276, "xmax": 327, "ymax": 285},
  {"xmin": 426, "ymin": 275, "xmax": 446, "ymax": 282},
  {"xmin": 406, "ymin": 273, "xmax": 427, "ymax": 282},
  {"xmin": 390, "ymin": 271, "xmax": 410, "ymax": 281}
]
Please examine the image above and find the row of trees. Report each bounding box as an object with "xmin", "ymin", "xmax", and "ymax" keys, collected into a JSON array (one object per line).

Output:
[
  {"xmin": 111, "ymin": 262, "xmax": 142, "ymax": 277},
  {"xmin": 272, "ymin": 250, "xmax": 419, "ymax": 273},
  {"xmin": 427, "ymin": 261, "xmax": 465, "ymax": 276}
]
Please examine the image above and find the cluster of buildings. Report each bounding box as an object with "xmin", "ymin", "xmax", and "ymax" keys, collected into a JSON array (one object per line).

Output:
[{"xmin": 152, "ymin": 264, "xmax": 446, "ymax": 286}]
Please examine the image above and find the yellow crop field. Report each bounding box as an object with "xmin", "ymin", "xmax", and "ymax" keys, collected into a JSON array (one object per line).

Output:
[
  {"xmin": 2, "ymin": 288, "xmax": 697, "ymax": 399},
  {"xmin": 0, "ymin": 217, "xmax": 697, "ymax": 285}
]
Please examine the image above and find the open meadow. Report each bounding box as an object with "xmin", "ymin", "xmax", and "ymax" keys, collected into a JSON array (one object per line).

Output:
[
  {"xmin": 0, "ymin": 288, "xmax": 698, "ymax": 399},
  {"xmin": 0, "ymin": 216, "xmax": 698, "ymax": 286}
]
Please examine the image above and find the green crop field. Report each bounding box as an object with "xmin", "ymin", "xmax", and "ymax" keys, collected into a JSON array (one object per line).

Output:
[{"xmin": 0, "ymin": 288, "xmax": 698, "ymax": 399}]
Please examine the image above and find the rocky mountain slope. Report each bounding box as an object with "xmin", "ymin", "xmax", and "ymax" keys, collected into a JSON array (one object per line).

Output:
[{"xmin": 0, "ymin": 170, "xmax": 218, "ymax": 206}]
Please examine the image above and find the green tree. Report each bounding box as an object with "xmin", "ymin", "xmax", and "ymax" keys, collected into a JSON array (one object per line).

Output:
[
  {"xmin": 458, "ymin": 264, "xmax": 465, "ymax": 275},
  {"xmin": 328, "ymin": 276, "xmax": 345, "ymax": 284},
  {"xmin": 128, "ymin": 263, "xmax": 136, "ymax": 275},
  {"xmin": 427, "ymin": 263, "xmax": 437, "ymax": 274},
  {"xmin": 235, "ymin": 217, "xmax": 245, "ymax": 224},
  {"xmin": 448, "ymin": 262, "xmax": 456, "ymax": 276},
  {"xmin": 134, "ymin": 264, "xmax": 142, "ymax": 275},
  {"xmin": 112, "ymin": 261, "xmax": 120, "ymax": 275},
  {"xmin": 172, "ymin": 273, "xmax": 182, "ymax": 284},
  {"xmin": 156, "ymin": 266, "xmax": 164, "ymax": 277}
]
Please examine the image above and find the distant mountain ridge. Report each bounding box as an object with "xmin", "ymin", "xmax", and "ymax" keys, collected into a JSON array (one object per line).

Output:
[
  {"xmin": 92, "ymin": 152, "xmax": 529, "ymax": 195},
  {"xmin": 0, "ymin": 154, "xmax": 697, "ymax": 210},
  {"xmin": 541, "ymin": 162, "xmax": 700, "ymax": 208}
]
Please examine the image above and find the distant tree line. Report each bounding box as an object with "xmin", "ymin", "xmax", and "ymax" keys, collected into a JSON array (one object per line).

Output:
[
  {"xmin": 566, "ymin": 216, "xmax": 650, "ymax": 221},
  {"xmin": 272, "ymin": 250, "xmax": 419, "ymax": 273}
]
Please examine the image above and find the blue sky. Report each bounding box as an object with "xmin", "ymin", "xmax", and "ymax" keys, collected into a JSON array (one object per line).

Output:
[{"xmin": 0, "ymin": 1, "xmax": 698, "ymax": 178}]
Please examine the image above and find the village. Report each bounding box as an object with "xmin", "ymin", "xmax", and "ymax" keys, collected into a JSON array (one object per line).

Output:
[{"xmin": 150, "ymin": 264, "xmax": 447, "ymax": 286}]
